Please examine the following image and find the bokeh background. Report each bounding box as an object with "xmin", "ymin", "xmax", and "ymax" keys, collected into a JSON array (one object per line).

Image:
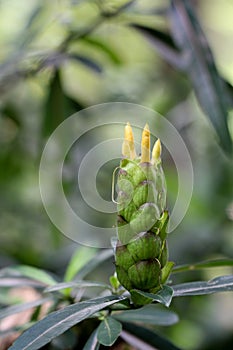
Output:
[{"xmin": 0, "ymin": 1, "xmax": 233, "ymax": 349}]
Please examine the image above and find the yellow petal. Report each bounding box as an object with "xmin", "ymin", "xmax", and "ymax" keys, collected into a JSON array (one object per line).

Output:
[{"xmin": 141, "ymin": 123, "xmax": 150, "ymax": 163}]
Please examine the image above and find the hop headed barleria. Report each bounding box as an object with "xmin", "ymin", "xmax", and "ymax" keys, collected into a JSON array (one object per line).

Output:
[{"xmin": 114, "ymin": 123, "xmax": 174, "ymax": 305}]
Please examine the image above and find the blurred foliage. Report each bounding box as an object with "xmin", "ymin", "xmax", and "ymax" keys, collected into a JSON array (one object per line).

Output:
[{"xmin": 0, "ymin": 0, "xmax": 233, "ymax": 349}]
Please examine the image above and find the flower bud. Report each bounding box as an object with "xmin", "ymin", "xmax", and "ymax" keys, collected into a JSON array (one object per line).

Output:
[{"xmin": 114, "ymin": 124, "xmax": 173, "ymax": 305}]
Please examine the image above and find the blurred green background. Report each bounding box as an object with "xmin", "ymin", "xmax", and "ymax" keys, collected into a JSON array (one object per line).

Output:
[{"xmin": 0, "ymin": 1, "xmax": 233, "ymax": 349}]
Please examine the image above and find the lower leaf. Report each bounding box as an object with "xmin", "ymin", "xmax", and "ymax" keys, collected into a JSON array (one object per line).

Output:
[{"xmin": 97, "ymin": 317, "xmax": 122, "ymax": 346}]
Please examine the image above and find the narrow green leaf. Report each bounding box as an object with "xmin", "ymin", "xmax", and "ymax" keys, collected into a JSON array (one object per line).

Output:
[
  {"xmin": 45, "ymin": 281, "xmax": 111, "ymax": 293},
  {"xmin": 97, "ymin": 317, "xmax": 122, "ymax": 347},
  {"xmin": 172, "ymin": 259, "xmax": 233, "ymax": 273},
  {"xmin": 113, "ymin": 304, "xmax": 178, "ymax": 326},
  {"xmin": 122, "ymin": 323, "xmax": 182, "ymax": 350},
  {"xmin": 0, "ymin": 266, "xmax": 57, "ymax": 286},
  {"xmin": 83, "ymin": 329, "xmax": 100, "ymax": 350},
  {"xmin": 0, "ymin": 298, "xmax": 51, "ymax": 320},
  {"xmin": 9, "ymin": 295, "xmax": 126, "ymax": 350},
  {"xmin": 64, "ymin": 247, "xmax": 97, "ymax": 282},
  {"xmin": 170, "ymin": 0, "xmax": 232, "ymax": 153},
  {"xmin": 131, "ymin": 285, "xmax": 174, "ymax": 307},
  {"xmin": 173, "ymin": 275, "xmax": 233, "ymax": 296}
]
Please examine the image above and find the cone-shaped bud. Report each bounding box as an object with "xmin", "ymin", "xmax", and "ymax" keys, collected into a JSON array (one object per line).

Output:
[
  {"xmin": 114, "ymin": 123, "xmax": 173, "ymax": 306},
  {"xmin": 152, "ymin": 139, "xmax": 161, "ymax": 164}
]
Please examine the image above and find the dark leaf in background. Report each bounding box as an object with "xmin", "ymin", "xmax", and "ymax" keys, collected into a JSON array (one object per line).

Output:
[
  {"xmin": 42, "ymin": 69, "xmax": 83, "ymax": 138},
  {"xmin": 169, "ymin": 0, "xmax": 232, "ymax": 153},
  {"xmin": 122, "ymin": 322, "xmax": 182, "ymax": 350},
  {"xmin": 131, "ymin": 1, "xmax": 233, "ymax": 153},
  {"xmin": 42, "ymin": 69, "xmax": 65, "ymax": 138}
]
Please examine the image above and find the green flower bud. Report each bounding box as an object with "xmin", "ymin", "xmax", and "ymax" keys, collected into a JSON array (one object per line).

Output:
[{"xmin": 114, "ymin": 123, "xmax": 173, "ymax": 306}]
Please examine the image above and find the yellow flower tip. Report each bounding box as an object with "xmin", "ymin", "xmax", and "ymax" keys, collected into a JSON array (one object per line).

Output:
[
  {"xmin": 123, "ymin": 122, "xmax": 136, "ymax": 159},
  {"xmin": 152, "ymin": 139, "xmax": 162, "ymax": 164},
  {"xmin": 144, "ymin": 123, "xmax": 150, "ymax": 131},
  {"xmin": 141, "ymin": 124, "xmax": 150, "ymax": 163},
  {"xmin": 125, "ymin": 122, "xmax": 134, "ymax": 143}
]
